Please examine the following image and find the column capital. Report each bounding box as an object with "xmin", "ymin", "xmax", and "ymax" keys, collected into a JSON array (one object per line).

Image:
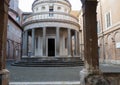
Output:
[
  {"xmin": 56, "ymin": 27, "xmax": 60, "ymax": 29},
  {"xmin": 43, "ymin": 27, "xmax": 46, "ymax": 29}
]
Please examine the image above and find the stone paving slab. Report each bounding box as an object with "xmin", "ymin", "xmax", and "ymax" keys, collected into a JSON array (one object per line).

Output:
[
  {"xmin": 7, "ymin": 61, "xmax": 83, "ymax": 82},
  {"xmin": 7, "ymin": 61, "xmax": 120, "ymax": 82}
]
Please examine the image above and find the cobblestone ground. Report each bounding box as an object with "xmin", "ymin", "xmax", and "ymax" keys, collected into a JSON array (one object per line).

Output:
[{"xmin": 6, "ymin": 61, "xmax": 120, "ymax": 82}]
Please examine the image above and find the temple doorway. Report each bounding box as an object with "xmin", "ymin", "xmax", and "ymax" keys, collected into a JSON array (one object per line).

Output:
[{"xmin": 48, "ymin": 38, "xmax": 55, "ymax": 56}]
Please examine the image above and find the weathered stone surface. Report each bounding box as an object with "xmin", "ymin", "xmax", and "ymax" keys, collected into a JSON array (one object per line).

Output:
[
  {"xmin": 0, "ymin": 0, "xmax": 9, "ymax": 85},
  {"xmin": 85, "ymin": 75, "xmax": 110, "ymax": 85}
]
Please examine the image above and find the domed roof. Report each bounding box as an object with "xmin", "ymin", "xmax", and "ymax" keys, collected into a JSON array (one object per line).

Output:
[{"xmin": 33, "ymin": 0, "xmax": 71, "ymax": 5}]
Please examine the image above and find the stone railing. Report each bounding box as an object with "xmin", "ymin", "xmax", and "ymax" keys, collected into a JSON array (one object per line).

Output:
[{"xmin": 23, "ymin": 12, "xmax": 78, "ymax": 24}]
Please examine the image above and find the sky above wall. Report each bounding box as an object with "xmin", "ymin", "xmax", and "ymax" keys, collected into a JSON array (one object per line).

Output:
[{"xmin": 19, "ymin": 0, "xmax": 82, "ymax": 12}]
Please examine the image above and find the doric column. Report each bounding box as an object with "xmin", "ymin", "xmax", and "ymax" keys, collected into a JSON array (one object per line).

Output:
[
  {"xmin": 0, "ymin": 0, "xmax": 10, "ymax": 85},
  {"xmin": 77, "ymin": 31, "xmax": 80, "ymax": 56},
  {"xmin": 43, "ymin": 27, "xmax": 46, "ymax": 56},
  {"xmin": 31, "ymin": 29, "xmax": 35, "ymax": 56},
  {"xmin": 22, "ymin": 32, "xmax": 25, "ymax": 56},
  {"xmin": 56, "ymin": 27, "xmax": 60, "ymax": 57},
  {"xmin": 67, "ymin": 29, "xmax": 71, "ymax": 57},
  {"xmin": 79, "ymin": 30, "xmax": 83, "ymax": 58},
  {"xmin": 24, "ymin": 30, "xmax": 28, "ymax": 56},
  {"xmin": 74, "ymin": 31, "xmax": 77, "ymax": 56}
]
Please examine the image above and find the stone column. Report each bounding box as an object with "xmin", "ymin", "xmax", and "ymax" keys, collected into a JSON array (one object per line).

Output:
[
  {"xmin": 0, "ymin": 0, "xmax": 9, "ymax": 85},
  {"xmin": 43, "ymin": 27, "xmax": 46, "ymax": 56},
  {"xmin": 56, "ymin": 27, "xmax": 60, "ymax": 57},
  {"xmin": 22, "ymin": 32, "xmax": 25, "ymax": 56},
  {"xmin": 79, "ymin": 1, "xmax": 110, "ymax": 85},
  {"xmin": 24, "ymin": 30, "xmax": 28, "ymax": 56},
  {"xmin": 79, "ymin": 30, "xmax": 82, "ymax": 58},
  {"xmin": 74, "ymin": 31, "xmax": 77, "ymax": 56},
  {"xmin": 81, "ymin": 0, "xmax": 99, "ymax": 73},
  {"xmin": 77, "ymin": 31, "xmax": 80, "ymax": 56},
  {"xmin": 31, "ymin": 29, "xmax": 35, "ymax": 56},
  {"xmin": 67, "ymin": 29, "xmax": 71, "ymax": 57}
]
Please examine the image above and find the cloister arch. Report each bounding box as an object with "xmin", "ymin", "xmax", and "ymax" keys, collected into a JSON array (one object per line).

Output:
[{"xmin": 114, "ymin": 32, "xmax": 120, "ymax": 60}]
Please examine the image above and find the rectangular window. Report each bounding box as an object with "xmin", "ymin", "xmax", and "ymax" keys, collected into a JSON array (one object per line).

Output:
[
  {"xmin": 49, "ymin": 6, "xmax": 54, "ymax": 12},
  {"xmin": 49, "ymin": 13, "xmax": 53, "ymax": 17},
  {"xmin": 105, "ymin": 12, "xmax": 111, "ymax": 28},
  {"xmin": 49, "ymin": 6, "xmax": 54, "ymax": 17}
]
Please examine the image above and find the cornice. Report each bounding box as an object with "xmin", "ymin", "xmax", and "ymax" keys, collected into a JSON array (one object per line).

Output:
[{"xmin": 23, "ymin": 19, "xmax": 80, "ymax": 28}]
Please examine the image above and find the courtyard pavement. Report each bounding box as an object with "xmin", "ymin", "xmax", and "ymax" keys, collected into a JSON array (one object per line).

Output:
[{"xmin": 6, "ymin": 61, "xmax": 120, "ymax": 82}]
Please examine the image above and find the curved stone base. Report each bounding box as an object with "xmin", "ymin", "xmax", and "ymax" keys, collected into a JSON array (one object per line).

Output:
[
  {"xmin": 85, "ymin": 75, "xmax": 110, "ymax": 85},
  {"xmin": 0, "ymin": 69, "xmax": 9, "ymax": 85}
]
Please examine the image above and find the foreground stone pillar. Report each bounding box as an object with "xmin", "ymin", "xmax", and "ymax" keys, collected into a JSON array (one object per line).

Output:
[
  {"xmin": 0, "ymin": 0, "xmax": 9, "ymax": 85},
  {"xmin": 80, "ymin": 0, "xmax": 110, "ymax": 85},
  {"xmin": 81, "ymin": 0, "xmax": 99, "ymax": 74}
]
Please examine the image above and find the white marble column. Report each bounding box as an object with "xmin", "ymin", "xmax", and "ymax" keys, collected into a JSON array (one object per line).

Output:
[
  {"xmin": 56, "ymin": 27, "xmax": 60, "ymax": 57},
  {"xmin": 77, "ymin": 31, "xmax": 80, "ymax": 56},
  {"xmin": 22, "ymin": 32, "xmax": 25, "ymax": 56},
  {"xmin": 67, "ymin": 29, "xmax": 71, "ymax": 57},
  {"xmin": 43, "ymin": 27, "xmax": 46, "ymax": 56},
  {"xmin": 24, "ymin": 30, "xmax": 28, "ymax": 56},
  {"xmin": 74, "ymin": 31, "xmax": 78, "ymax": 56},
  {"xmin": 32, "ymin": 29, "xmax": 35, "ymax": 56}
]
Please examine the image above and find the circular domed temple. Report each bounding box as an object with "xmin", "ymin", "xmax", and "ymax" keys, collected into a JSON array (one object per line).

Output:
[{"xmin": 20, "ymin": 0, "xmax": 81, "ymax": 65}]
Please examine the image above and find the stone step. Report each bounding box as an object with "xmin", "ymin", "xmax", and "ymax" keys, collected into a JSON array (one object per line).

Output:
[
  {"xmin": 10, "ymin": 81, "xmax": 80, "ymax": 85},
  {"xmin": 11, "ymin": 57, "xmax": 84, "ymax": 67},
  {"xmin": 12, "ymin": 61, "xmax": 84, "ymax": 67}
]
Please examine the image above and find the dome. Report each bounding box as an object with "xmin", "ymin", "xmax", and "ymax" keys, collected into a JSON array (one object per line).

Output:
[{"xmin": 32, "ymin": 0, "xmax": 71, "ymax": 13}]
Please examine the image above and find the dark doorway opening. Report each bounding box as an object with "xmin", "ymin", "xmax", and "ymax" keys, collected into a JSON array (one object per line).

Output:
[{"xmin": 48, "ymin": 38, "xmax": 55, "ymax": 56}]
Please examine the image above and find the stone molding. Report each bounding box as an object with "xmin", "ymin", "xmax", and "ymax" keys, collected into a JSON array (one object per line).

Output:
[{"xmin": 24, "ymin": 22, "xmax": 80, "ymax": 31}]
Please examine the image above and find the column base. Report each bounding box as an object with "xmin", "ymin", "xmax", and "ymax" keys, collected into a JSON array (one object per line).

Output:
[
  {"xmin": 68, "ymin": 55, "xmax": 72, "ymax": 57},
  {"xmin": 80, "ymin": 68, "xmax": 109, "ymax": 85},
  {"xmin": 0, "ymin": 69, "xmax": 9, "ymax": 85},
  {"xmin": 22, "ymin": 56, "xmax": 28, "ymax": 58}
]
